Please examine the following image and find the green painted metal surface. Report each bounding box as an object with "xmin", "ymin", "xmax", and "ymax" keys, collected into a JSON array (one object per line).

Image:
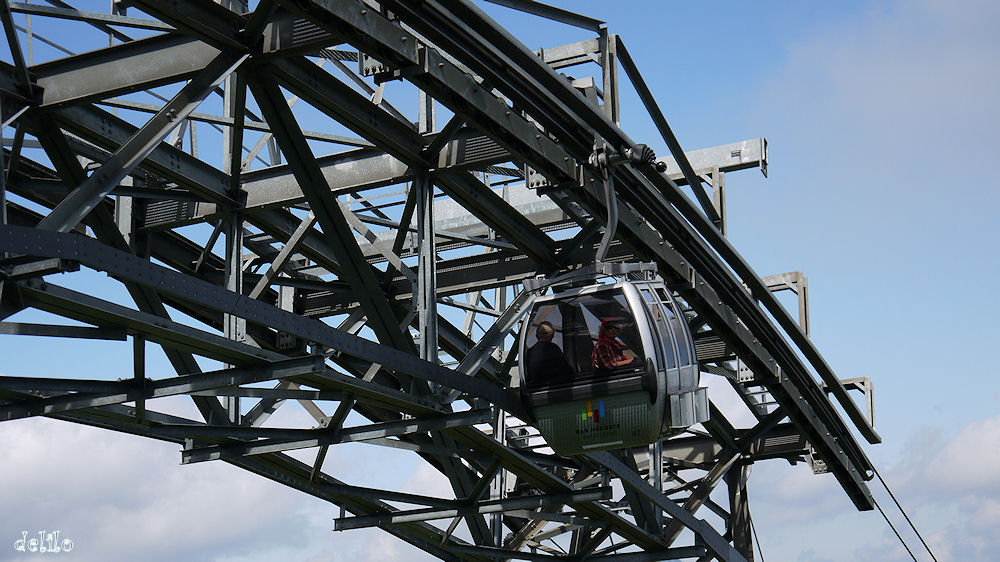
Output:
[{"xmin": 536, "ymin": 389, "xmax": 661, "ymax": 455}]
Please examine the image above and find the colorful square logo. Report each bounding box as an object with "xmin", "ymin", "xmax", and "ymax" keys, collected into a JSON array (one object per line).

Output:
[{"xmin": 581, "ymin": 400, "xmax": 606, "ymax": 423}]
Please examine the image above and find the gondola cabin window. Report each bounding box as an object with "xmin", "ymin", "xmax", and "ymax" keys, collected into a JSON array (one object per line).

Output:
[{"xmin": 522, "ymin": 288, "xmax": 646, "ymax": 391}]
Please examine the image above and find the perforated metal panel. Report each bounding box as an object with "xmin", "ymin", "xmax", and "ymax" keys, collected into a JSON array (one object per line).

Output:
[{"xmin": 535, "ymin": 390, "xmax": 660, "ymax": 455}]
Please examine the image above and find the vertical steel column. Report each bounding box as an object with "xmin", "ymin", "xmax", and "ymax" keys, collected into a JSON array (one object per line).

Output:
[
  {"xmin": 462, "ymin": 290, "xmax": 482, "ymax": 338},
  {"xmin": 600, "ymin": 30, "xmax": 620, "ymax": 125},
  {"xmin": 725, "ymin": 463, "xmax": 753, "ymax": 561},
  {"xmin": 797, "ymin": 275, "xmax": 810, "ymax": 338},
  {"xmin": 108, "ymin": 0, "xmax": 121, "ymax": 46},
  {"xmin": 133, "ymin": 334, "xmax": 145, "ymax": 422},
  {"xmin": 487, "ymin": 183, "xmax": 509, "ymax": 542},
  {"xmin": 711, "ymin": 168, "xmax": 727, "ymax": 237},
  {"xmin": 267, "ymin": 137, "xmax": 281, "ymax": 166},
  {"xmin": 167, "ymin": 120, "xmax": 189, "ymax": 150},
  {"xmin": 222, "ymin": 10, "xmax": 247, "ymax": 424},
  {"xmin": 0, "ymin": 0, "xmax": 28, "ymax": 258},
  {"xmin": 489, "ymin": 407, "xmax": 507, "ymax": 546},
  {"xmin": 189, "ymin": 120, "xmax": 199, "ymax": 159},
  {"xmin": 114, "ymin": 179, "xmax": 135, "ymax": 250},
  {"xmin": 418, "ymin": 91, "xmax": 435, "ymax": 134},
  {"xmin": 0, "ymin": 93, "xmax": 5, "ymax": 230},
  {"xmin": 491, "ymin": 293, "xmax": 506, "ymax": 360},
  {"xmin": 492, "ymin": 179, "xmax": 508, "ymax": 361},
  {"xmin": 2, "ymin": 95, "xmax": 8, "ymax": 294},
  {"xmin": 649, "ymin": 439, "xmax": 664, "ymax": 528},
  {"xmin": 114, "ymin": 171, "xmax": 149, "ymax": 269},
  {"xmin": 415, "ymin": 172, "xmax": 437, "ymax": 362},
  {"xmin": 222, "ymin": 188, "xmax": 244, "ymax": 424},
  {"xmin": 24, "ymin": 7, "xmax": 31, "ymax": 65}
]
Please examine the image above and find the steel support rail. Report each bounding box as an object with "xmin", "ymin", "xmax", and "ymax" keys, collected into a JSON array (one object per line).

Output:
[
  {"xmin": 178, "ymin": 408, "xmax": 493, "ymax": 462},
  {"xmin": 37, "ymin": 51, "xmax": 248, "ymax": 233},
  {"xmin": 8, "ymin": 3, "xmax": 174, "ymax": 32},
  {"xmin": 248, "ymin": 71, "xmax": 416, "ymax": 354},
  {"xmin": 0, "ymin": 226, "xmax": 528, "ymax": 418},
  {"xmin": 356, "ymin": 0, "xmax": 877, "ymax": 508},
  {"xmin": 386, "ymin": 0, "xmax": 877, "ymax": 450},
  {"xmin": 0, "ymin": 356, "xmax": 324, "ymax": 421},
  {"xmin": 588, "ymin": 451, "xmax": 745, "ymax": 562},
  {"xmin": 25, "ymin": 400, "xmax": 490, "ymax": 561},
  {"xmin": 29, "ymin": 34, "xmax": 217, "ymax": 107},
  {"xmin": 15, "ymin": 279, "xmax": 284, "ymax": 365},
  {"xmin": 335, "ymin": 488, "xmax": 612, "ymax": 530}
]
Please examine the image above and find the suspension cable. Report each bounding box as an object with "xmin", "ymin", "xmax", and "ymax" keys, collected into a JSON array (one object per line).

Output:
[
  {"xmin": 872, "ymin": 493, "xmax": 918, "ymax": 561},
  {"xmin": 873, "ymin": 465, "xmax": 938, "ymax": 562},
  {"xmin": 748, "ymin": 509, "xmax": 765, "ymax": 562}
]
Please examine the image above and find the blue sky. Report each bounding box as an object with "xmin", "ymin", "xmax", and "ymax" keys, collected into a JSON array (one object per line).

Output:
[{"xmin": 2, "ymin": 1, "xmax": 999, "ymax": 560}]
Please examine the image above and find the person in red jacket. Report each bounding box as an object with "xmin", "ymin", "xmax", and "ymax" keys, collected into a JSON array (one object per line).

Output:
[{"xmin": 592, "ymin": 319, "xmax": 639, "ymax": 371}]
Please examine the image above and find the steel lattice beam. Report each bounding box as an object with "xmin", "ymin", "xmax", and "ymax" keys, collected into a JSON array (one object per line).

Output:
[{"xmin": 0, "ymin": 2, "xmax": 879, "ymax": 560}]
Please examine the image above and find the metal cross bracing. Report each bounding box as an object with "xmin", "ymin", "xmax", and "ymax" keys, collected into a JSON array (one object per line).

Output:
[{"xmin": 0, "ymin": 1, "xmax": 880, "ymax": 560}]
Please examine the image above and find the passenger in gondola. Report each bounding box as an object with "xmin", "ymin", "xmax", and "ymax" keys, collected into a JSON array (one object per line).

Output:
[
  {"xmin": 525, "ymin": 321, "xmax": 574, "ymax": 386},
  {"xmin": 592, "ymin": 318, "xmax": 639, "ymax": 372}
]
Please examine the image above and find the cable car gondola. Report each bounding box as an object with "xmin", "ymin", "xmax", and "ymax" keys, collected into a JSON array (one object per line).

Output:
[{"xmin": 518, "ymin": 266, "xmax": 709, "ymax": 455}]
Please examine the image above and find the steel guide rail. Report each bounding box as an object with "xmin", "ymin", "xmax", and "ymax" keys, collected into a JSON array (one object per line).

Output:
[
  {"xmin": 389, "ymin": 0, "xmax": 877, "ymax": 446},
  {"xmin": 298, "ymin": 0, "xmax": 875, "ymax": 507},
  {"xmin": 0, "ymin": 225, "xmax": 527, "ymax": 419},
  {"xmin": 402, "ymin": 0, "xmax": 879, "ymax": 449}
]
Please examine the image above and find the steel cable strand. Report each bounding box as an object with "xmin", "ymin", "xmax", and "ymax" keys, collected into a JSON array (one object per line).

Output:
[
  {"xmin": 873, "ymin": 464, "xmax": 938, "ymax": 562},
  {"xmin": 872, "ymin": 493, "xmax": 919, "ymax": 561}
]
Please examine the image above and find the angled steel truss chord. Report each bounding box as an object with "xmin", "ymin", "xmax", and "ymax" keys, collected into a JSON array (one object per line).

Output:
[
  {"xmin": 177, "ymin": 408, "xmax": 493, "ymax": 463},
  {"xmin": 0, "ymin": 226, "xmax": 527, "ymax": 417},
  {"xmin": 0, "ymin": 355, "xmax": 324, "ymax": 421}
]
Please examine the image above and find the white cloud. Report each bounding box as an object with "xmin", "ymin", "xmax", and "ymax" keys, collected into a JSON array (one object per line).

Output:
[
  {"xmin": 922, "ymin": 415, "xmax": 1000, "ymax": 495},
  {"xmin": 0, "ymin": 417, "xmax": 314, "ymax": 561},
  {"xmin": 889, "ymin": 415, "xmax": 1000, "ymax": 561},
  {"xmin": 772, "ymin": 0, "xmax": 999, "ymax": 149},
  {"xmin": 748, "ymin": 414, "xmax": 1000, "ymax": 561},
  {"xmin": 360, "ymin": 532, "xmax": 408, "ymax": 562},
  {"xmin": 0, "ymin": 416, "xmax": 441, "ymax": 562},
  {"xmin": 851, "ymin": 534, "xmax": 915, "ymax": 562},
  {"xmin": 795, "ymin": 548, "xmax": 836, "ymax": 562},
  {"xmin": 749, "ymin": 461, "xmax": 857, "ymax": 529}
]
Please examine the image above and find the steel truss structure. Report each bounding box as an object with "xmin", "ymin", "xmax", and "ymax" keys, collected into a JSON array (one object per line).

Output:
[{"xmin": 0, "ymin": 1, "xmax": 881, "ymax": 560}]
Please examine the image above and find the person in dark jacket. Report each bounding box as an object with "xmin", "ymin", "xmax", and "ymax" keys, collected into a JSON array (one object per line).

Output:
[{"xmin": 525, "ymin": 321, "xmax": 574, "ymax": 386}]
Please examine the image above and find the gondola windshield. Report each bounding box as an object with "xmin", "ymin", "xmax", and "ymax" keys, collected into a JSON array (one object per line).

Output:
[{"xmin": 522, "ymin": 288, "xmax": 645, "ymax": 391}]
